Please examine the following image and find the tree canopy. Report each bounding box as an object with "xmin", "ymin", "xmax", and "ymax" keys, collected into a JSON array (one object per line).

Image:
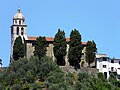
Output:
[
  {"xmin": 34, "ymin": 36, "xmax": 48, "ymax": 59},
  {"xmin": 53, "ymin": 29, "xmax": 67, "ymax": 65},
  {"xmin": 68, "ymin": 29, "xmax": 83, "ymax": 69},
  {"xmin": 0, "ymin": 56, "xmax": 59, "ymax": 89},
  {"xmin": 85, "ymin": 40, "xmax": 97, "ymax": 67},
  {"xmin": 13, "ymin": 36, "xmax": 25, "ymax": 60},
  {"xmin": 0, "ymin": 56, "xmax": 120, "ymax": 90},
  {"xmin": 0, "ymin": 59, "xmax": 2, "ymax": 66}
]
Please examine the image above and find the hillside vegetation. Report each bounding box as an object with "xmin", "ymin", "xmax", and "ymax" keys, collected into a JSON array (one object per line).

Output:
[{"xmin": 0, "ymin": 56, "xmax": 120, "ymax": 90}]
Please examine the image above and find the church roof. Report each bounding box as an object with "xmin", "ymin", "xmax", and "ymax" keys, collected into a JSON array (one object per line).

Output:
[
  {"xmin": 13, "ymin": 9, "xmax": 24, "ymax": 19},
  {"xmin": 27, "ymin": 36, "xmax": 87, "ymax": 45}
]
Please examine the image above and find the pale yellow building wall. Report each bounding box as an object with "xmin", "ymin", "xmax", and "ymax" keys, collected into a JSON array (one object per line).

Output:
[
  {"xmin": 46, "ymin": 43, "xmax": 55, "ymax": 61},
  {"xmin": 26, "ymin": 42, "xmax": 86, "ymax": 66},
  {"xmin": 65, "ymin": 44, "xmax": 69, "ymax": 66},
  {"xmin": 26, "ymin": 43, "xmax": 35, "ymax": 59}
]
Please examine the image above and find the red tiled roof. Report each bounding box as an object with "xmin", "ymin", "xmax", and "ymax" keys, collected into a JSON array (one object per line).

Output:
[
  {"xmin": 28, "ymin": 37, "xmax": 37, "ymax": 41},
  {"xmin": 46, "ymin": 37, "xmax": 54, "ymax": 41},
  {"xmin": 82, "ymin": 42, "xmax": 87, "ymax": 45},
  {"xmin": 28, "ymin": 36, "xmax": 87, "ymax": 45},
  {"xmin": 66, "ymin": 38, "xmax": 70, "ymax": 42}
]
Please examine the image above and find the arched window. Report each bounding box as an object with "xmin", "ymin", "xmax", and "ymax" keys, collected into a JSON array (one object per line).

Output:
[
  {"xmin": 19, "ymin": 20, "xmax": 21, "ymax": 25},
  {"xmin": 17, "ymin": 27, "xmax": 19, "ymax": 35},
  {"xmin": 15, "ymin": 20, "xmax": 17, "ymax": 24},
  {"xmin": 21, "ymin": 27, "xmax": 24, "ymax": 35}
]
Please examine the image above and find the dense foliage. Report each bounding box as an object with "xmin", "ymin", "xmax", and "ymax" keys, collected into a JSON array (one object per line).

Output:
[
  {"xmin": 13, "ymin": 36, "xmax": 25, "ymax": 60},
  {"xmin": 68, "ymin": 29, "xmax": 83, "ymax": 69},
  {"xmin": 34, "ymin": 36, "xmax": 48, "ymax": 59},
  {"xmin": 0, "ymin": 56, "xmax": 59, "ymax": 89},
  {"xmin": 0, "ymin": 57, "xmax": 120, "ymax": 89},
  {"xmin": 53, "ymin": 29, "xmax": 67, "ymax": 65},
  {"xmin": 75, "ymin": 72, "xmax": 120, "ymax": 90},
  {"xmin": 85, "ymin": 40, "xmax": 97, "ymax": 67}
]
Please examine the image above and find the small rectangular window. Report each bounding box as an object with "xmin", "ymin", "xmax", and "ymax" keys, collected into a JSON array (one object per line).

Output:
[
  {"xmin": 21, "ymin": 27, "xmax": 24, "ymax": 35},
  {"xmin": 111, "ymin": 60, "xmax": 114, "ymax": 63},
  {"xmin": 111, "ymin": 67, "xmax": 114, "ymax": 71},
  {"xmin": 19, "ymin": 20, "xmax": 21, "ymax": 25},
  {"xmin": 17, "ymin": 27, "xmax": 19, "ymax": 35},
  {"xmin": 103, "ymin": 65, "xmax": 106, "ymax": 68},
  {"xmin": 103, "ymin": 57, "xmax": 107, "ymax": 61},
  {"xmin": 15, "ymin": 20, "xmax": 17, "ymax": 24}
]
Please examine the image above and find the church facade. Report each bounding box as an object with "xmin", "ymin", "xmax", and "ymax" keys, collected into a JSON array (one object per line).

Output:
[{"xmin": 10, "ymin": 9, "xmax": 87, "ymax": 66}]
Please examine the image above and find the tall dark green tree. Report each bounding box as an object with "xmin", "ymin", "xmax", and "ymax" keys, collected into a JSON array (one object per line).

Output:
[
  {"xmin": 34, "ymin": 36, "xmax": 48, "ymax": 59},
  {"xmin": 68, "ymin": 29, "xmax": 83, "ymax": 69},
  {"xmin": 53, "ymin": 29, "xmax": 67, "ymax": 65},
  {"xmin": 85, "ymin": 40, "xmax": 97, "ymax": 67},
  {"xmin": 0, "ymin": 59, "xmax": 2, "ymax": 67},
  {"xmin": 13, "ymin": 36, "xmax": 25, "ymax": 60}
]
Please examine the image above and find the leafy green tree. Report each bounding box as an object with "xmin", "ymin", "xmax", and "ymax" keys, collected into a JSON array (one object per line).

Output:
[
  {"xmin": 34, "ymin": 36, "xmax": 48, "ymax": 59},
  {"xmin": 109, "ymin": 72, "xmax": 117, "ymax": 83},
  {"xmin": 0, "ymin": 84, "xmax": 5, "ymax": 90},
  {"xmin": 76, "ymin": 72, "xmax": 115, "ymax": 90},
  {"xmin": 37, "ymin": 56, "xmax": 59, "ymax": 80},
  {"xmin": 68, "ymin": 29, "xmax": 83, "ymax": 69},
  {"xmin": 30, "ymin": 83, "xmax": 42, "ymax": 90},
  {"xmin": 46, "ymin": 70, "xmax": 64, "ymax": 85},
  {"xmin": 13, "ymin": 36, "xmax": 25, "ymax": 60},
  {"xmin": 0, "ymin": 56, "xmax": 59, "ymax": 88},
  {"xmin": 45, "ymin": 70, "xmax": 74, "ymax": 90},
  {"xmin": 85, "ymin": 40, "xmax": 97, "ymax": 67},
  {"xmin": 78, "ymin": 72, "xmax": 89, "ymax": 82},
  {"xmin": 66, "ymin": 72, "xmax": 74, "ymax": 85},
  {"xmin": 76, "ymin": 73, "xmax": 94, "ymax": 90},
  {"xmin": 49, "ymin": 84, "xmax": 59, "ymax": 90},
  {"xmin": 11, "ymin": 84, "xmax": 21, "ymax": 90},
  {"xmin": 53, "ymin": 29, "xmax": 67, "ymax": 65},
  {"xmin": 113, "ymin": 81, "xmax": 120, "ymax": 87},
  {"xmin": 97, "ymin": 72, "xmax": 106, "ymax": 81},
  {"xmin": 74, "ymin": 81, "xmax": 82, "ymax": 90}
]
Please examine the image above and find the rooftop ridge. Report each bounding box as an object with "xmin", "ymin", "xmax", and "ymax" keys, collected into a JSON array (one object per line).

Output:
[{"xmin": 27, "ymin": 36, "xmax": 87, "ymax": 45}]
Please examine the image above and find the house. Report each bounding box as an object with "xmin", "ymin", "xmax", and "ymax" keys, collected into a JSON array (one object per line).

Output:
[{"xmin": 96, "ymin": 54, "xmax": 120, "ymax": 79}]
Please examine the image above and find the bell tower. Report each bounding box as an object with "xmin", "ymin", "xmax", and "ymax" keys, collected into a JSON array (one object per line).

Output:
[{"xmin": 10, "ymin": 9, "xmax": 27, "ymax": 60}]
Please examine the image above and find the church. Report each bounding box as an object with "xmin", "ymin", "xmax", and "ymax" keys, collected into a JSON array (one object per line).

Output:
[{"xmin": 10, "ymin": 9, "xmax": 87, "ymax": 66}]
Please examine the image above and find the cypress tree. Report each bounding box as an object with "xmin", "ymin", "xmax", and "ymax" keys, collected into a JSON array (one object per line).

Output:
[
  {"xmin": 13, "ymin": 36, "xmax": 25, "ymax": 60},
  {"xmin": 34, "ymin": 36, "xmax": 48, "ymax": 59},
  {"xmin": 0, "ymin": 59, "xmax": 2, "ymax": 67},
  {"xmin": 53, "ymin": 29, "xmax": 67, "ymax": 65},
  {"xmin": 85, "ymin": 40, "xmax": 97, "ymax": 67},
  {"xmin": 68, "ymin": 29, "xmax": 83, "ymax": 69}
]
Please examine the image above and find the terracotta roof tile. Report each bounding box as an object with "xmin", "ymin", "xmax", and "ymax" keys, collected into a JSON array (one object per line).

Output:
[
  {"xmin": 28, "ymin": 37, "xmax": 36, "ymax": 41},
  {"xmin": 46, "ymin": 37, "xmax": 54, "ymax": 41},
  {"xmin": 27, "ymin": 36, "xmax": 87, "ymax": 45},
  {"xmin": 82, "ymin": 42, "xmax": 87, "ymax": 45},
  {"xmin": 66, "ymin": 38, "xmax": 70, "ymax": 42}
]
